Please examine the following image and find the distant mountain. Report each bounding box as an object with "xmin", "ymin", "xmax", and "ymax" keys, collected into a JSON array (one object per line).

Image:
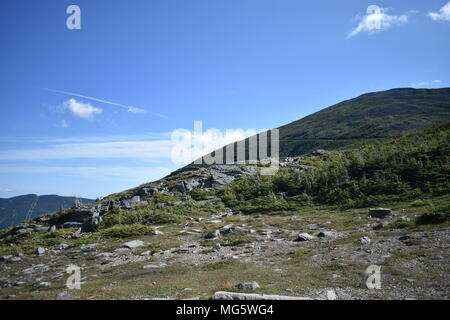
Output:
[
  {"xmin": 278, "ymin": 88, "xmax": 450, "ymax": 156},
  {"xmin": 0, "ymin": 194, "xmax": 94, "ymax": 229},
  {"xmin": 193, "ymin": 88, "xmax": 450, "ymax": 164}
]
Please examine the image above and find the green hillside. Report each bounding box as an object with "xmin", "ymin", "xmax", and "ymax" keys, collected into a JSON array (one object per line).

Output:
[
  {"xmin": 193, "ymin": 88, "xmax": 450, "ymax": 164},
  {"xmin": 278, "ymin": 88, "xmax": 450, "ymax": 156}
]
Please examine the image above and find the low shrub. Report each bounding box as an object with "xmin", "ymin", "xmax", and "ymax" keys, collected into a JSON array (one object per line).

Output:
[
  {"xmin": 97, "ymin": 224, "xmax": 154, "ymax": 238},
  {"xmin": 416, "ymin": 206, "xmax": 449, "ymax": 225}
]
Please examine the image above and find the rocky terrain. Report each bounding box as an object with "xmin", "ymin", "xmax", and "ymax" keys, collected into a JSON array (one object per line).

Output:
[
  {"xmin": 0, "ymin": 88, "xmax": 449, "ymax": 300},
  {"xmin": 0, "ymin": 155, "xmax": 448, "ymax": 300}
]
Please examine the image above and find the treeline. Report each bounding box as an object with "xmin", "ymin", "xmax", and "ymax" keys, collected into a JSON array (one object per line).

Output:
[{"xmin": 221, "ymin": 123, "xmax": 450, "ymax": 209}]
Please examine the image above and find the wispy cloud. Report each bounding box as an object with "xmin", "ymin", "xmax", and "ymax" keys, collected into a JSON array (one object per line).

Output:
[
  {"xmin": 43, "ymin": 88, "xmax": 168, "ymax": 119},
  {"xmin": 59, "ymin": 99, "xmax": 102, "ymax": 120},
  {"xmin": 410, "ymin": 80, "xmax": 444, "ymax": 87},
  {"xmin": 54, "ymin": 119, "xmax": 69, "ymax": 128},
  {"xmin": 347, "ymin": 7, "xmax": 412, "ymax": 39},
  {"xmin": 0, "ymin": 165, "xmax": 173, "ymax": 180},
  {"xmin": 0, "ymin": 140, "xmax": 175, "ymax": 161},
  {"xmin": 428, "ymin": 1, "xmax": 450, "ymax": 22}
]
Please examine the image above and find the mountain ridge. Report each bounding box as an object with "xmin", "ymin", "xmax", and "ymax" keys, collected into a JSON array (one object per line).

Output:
[{"xmin": 0, "ymin": 194, "xmax": 94, "ymax": 229}]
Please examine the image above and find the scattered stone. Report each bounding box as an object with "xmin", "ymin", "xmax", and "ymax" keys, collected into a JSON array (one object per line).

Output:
[
  {"xmin": 80, "ymin": 244, "xmax": 98, "ymax": 252},
  {"xmin": 207, "ymin": 219, "xmax": 222, "ymax": 224},
  {"xmin": 143, "ymin": 263, "xmax": 167, "ymax": 269},
  {"xmin": 8, "ymin": 257, "xmax": 22, "ymax": 262},
  {"xmin": 123, "ymin": 240, "xmax": 145, "ymax": 249},
  {"xmin": 212, "ymin": 243, "xmax": 221, "ymax": 251},
  {"xmin": 359, "ymin": 236, "xmax": 371, "ymax": 244},
  {"xmin": 236, "ymin": 281, "xmax": 260, "ymax": 291},
  {"xmin": 294, "ymin": 233, "xmax": 315, "ymax": 241},
  {"xmin": 0, "ymin": 255, "xmax": 12, "ymax": 261},
  {"xmin": 56, "ymin": 243, "xmax": 69, "ymax": 250},
  {"xmin": 398, "ymin": 235, "xmax": 412, "ymax": 241},
  {"xmin": 38, "ymin": 282, "xmax": 51, "ymax": 287},
  {"xmin": 317, "ymin": 231, "xmax": 336, "ymax": 238},
  {"xmin": 35, "ymin": 247, "xmax": 46, "ymax": 256},
  {"xmin": 204, "ymin": 230, "xmax": 221, "ymax": 239},
  {"xmin": 114, "ymin": 248, "xmax": 131, "ymax": 255},
  {"xmin": 49, "ymin": 225, "xmax": 57, "ymax": 232},
  {"xmin": 369, "ymin": 208, "xmax": 391, "ymax": 218},
  {"xmin": 373, "ymin": 222, "xmax": 389, "ymax": 230},
  {"xmin": 150, "ymin": 230, "xmax": 164, "ymax": 236}
]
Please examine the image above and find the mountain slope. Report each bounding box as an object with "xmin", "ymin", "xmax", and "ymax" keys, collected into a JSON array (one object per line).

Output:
[
  {"xmin": 278, "ymin": 88, "xmax": 450, "ymax": 156},
  {"xmin": 193, "ymin": 88, "xmax": 450, "ymax": 164},
  {"xmin": 0, "ymin": 194, "xmax": 94, "ymax": 229}
]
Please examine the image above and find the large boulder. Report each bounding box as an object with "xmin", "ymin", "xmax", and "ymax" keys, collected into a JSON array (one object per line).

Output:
[
  {"xmin": 211, "ymin": 291, "xmax": 311, "ymax": 300},
  {"xmin": 369, "ymin": 208, "xmax": 391, "ymax": 218},
  {"xmin": 294, "ymin": 233, "xmax": 315, "ymax": 241}
]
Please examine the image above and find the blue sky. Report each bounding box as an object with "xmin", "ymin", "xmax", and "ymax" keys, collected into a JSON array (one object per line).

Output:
[{"xmin": 0, "ymin": 0, "xmax": 449, "ymax": 198}]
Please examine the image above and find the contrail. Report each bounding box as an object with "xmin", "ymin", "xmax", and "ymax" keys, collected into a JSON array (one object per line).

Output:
[{"xmin": 43, "ymin": 88, "xmax": 169, "ymax": 119}]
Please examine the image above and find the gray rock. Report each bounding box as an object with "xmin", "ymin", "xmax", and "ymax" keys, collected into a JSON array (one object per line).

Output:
[
  {"xmin": 143, "ymin": 263, "xmax": 167, "ymax": 269},
  {"xmin": 150, "ymin": 230, "xmax": 164, "ymax": 236},
  {"xmin": 114, "ymin": 248, "xmax": 131, "ymax": 255},
  {"xmin": 369, "ymin": 208, "xmax": 391, "ymax": 218},
  {"xmin": 80, "ymin": 244, "xmax": 98, "ymax": 252},
  {"xmin": 236, "ymin": 281, "xmax": 260, "ymax": 290},
  {"xmin": 38, "ymin": 282, "xmax": 51, "ymax": 287},
  {"xmin": 68, "ymin": 209, "xmax": 93, "ymax": 222},
  {"xmin": 56, "ymin": 243, "xmax": 69, "ymax": 250},
  {"xmin": 204, "ymin": 230, "xmax": 221, "ymax": 239},
  {"xmin": 212, "ymin": 243, "xmax": 221, "ymax": 250},
  {"xmin": 359, "ymin": 236, "xmax": 371, "ymax": 244},
  {"xmin": 63, "ymin": 222, "xmax": 83, "ymax": 229},
  {"xmin": 123, "ymin": 240, "xmax": 145, "ymax": 249},
  {"xmin": 294, "ymin": 233, "xmax": 315, "ymax": 241},
  {"xmin": 317, "ymin": 231, "xmax": 336, "ymax": 238},
  {"xmin": 8, "ymin": 257, "xmax": 22, "ymax": 262},
  {"xmin": 398, "ymin": 235, "xmax": 412, "ymax": 241},
  {"xmin": 49, "ymin": 225, "xmax": 57, "ymax": 232},
  {"xmin": 373, "ymin": 222, "xmax": 389, "ymax": 230},
  {"xmin": 156, "ymin": 202, "xmax": 170, "ymax": 209},
  {"xmin": 35, "ymin": 247, "xmax": 46, "ymax": 256}
]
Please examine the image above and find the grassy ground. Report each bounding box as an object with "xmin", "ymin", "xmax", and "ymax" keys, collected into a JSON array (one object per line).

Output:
[{"xmin": 0, "ymin": 195, "xmax": 448, "ymax": 300}]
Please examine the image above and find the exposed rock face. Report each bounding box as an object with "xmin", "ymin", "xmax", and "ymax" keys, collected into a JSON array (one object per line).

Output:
[
  {"xmin": 294, "ymin": 233, "xmax": 315, "ymax": 241},
  {"xmin": 123, "ymin": 240, "xmax": 145, "ymax": 249},
  {"xmin": 369, "ymin": 208, "xmax": 391, "ymax": 218}
]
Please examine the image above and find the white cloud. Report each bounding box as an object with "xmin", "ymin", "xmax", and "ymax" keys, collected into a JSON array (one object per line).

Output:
[
  {"xmin": 0, "ymin": 140, "xmax": 175, "ymax": 161},
  {"xmin": 59, "ymin": 99, "xmax": 102, "ymax": 120},
  {"xmin": 410, "ymin": 80, "xmax": 444, "ymax": 87},
  {"xmin": 44, "ymin": 88, "xmax": 171, "ymax": 119},
  {"xmin": 126, "ymin": 106, "xmax": 147, "ymax": 114},
  {"xmin": 428, "ymin": 1, "xmax": 450, "ymax": 21},
  {"xmin": 55, "ymin": 119, "xmax": 69, "ymax": 128},
  {"xmin": 0, "ymin": 165, "xmax": 172, "ymax": 180},
  {"xmin": 348, "ymin": 6, "xmax": 410, "ymax": 39},
  {"xmin": 171, "ymin": 126, "xmax": 259, "ymax": 165}
]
